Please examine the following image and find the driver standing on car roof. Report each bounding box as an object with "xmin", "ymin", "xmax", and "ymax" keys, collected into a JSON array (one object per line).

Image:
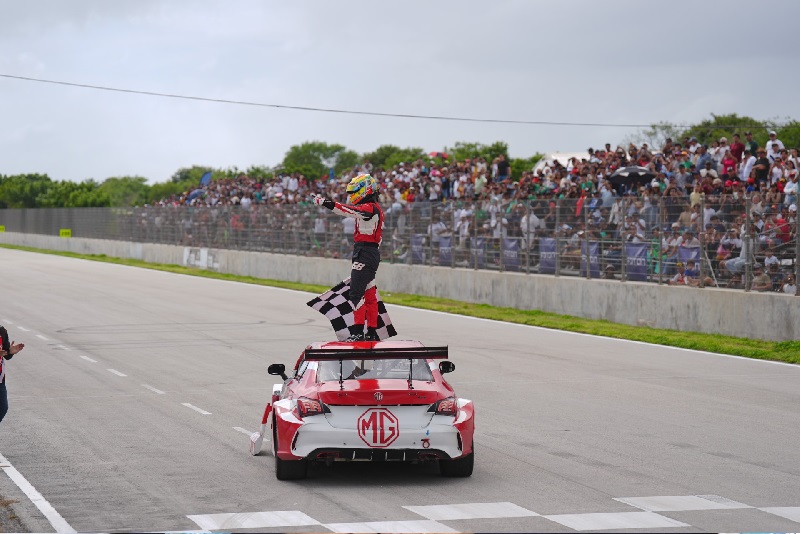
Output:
[{"xmin": 312, "ymin": 174, "xmax": 384, "ymax": 342}]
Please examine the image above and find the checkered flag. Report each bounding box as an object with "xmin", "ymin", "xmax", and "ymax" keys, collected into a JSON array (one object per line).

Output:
[{"xmin": 307, "ymin": 278, "xmax": 397, "ymax": 341}]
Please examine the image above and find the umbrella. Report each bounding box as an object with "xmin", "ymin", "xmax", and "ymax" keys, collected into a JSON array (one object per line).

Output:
[
  {"xmin": 608, "ymin": 166, "xmax": 656, "ymax": 187},
  {"xmin": 186, "ymin": 189, "xmax": 204, "ymax": 202},
  {"xmin": 429, "ymin": 151, "xmax": 449, "ymax": 160}
]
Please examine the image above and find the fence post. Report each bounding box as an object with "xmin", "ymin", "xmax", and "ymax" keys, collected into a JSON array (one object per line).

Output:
[
  {"xmin": 554, "ymin": 200, "xmax": 561, "ymax": 277},
  {"xmin": 621, "ymin": 215, "xmax": 627, "ymax": 282},
  {"xmin": 584, "ymin": 199, "xmax": 591, "ymax": 279},
  {"xmin": 658, "ymin": 197, "xmax": 664, "ymax": 285}
]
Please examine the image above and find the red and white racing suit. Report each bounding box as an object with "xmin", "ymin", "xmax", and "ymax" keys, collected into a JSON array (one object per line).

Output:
[{"xmin": 331, "ymin": 200, "xmax": 384, "ymax": 331}]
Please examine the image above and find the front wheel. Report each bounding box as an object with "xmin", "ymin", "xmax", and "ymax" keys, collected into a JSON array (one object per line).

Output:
[{"xmin": 440, "ymin": 451, "xmax": 474, "ymax": 477}]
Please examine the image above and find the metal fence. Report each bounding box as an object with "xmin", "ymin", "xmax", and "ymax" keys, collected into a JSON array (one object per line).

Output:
[{"xmin": 1, "ymin": 196, "xmax": 798, "ymax": 292}]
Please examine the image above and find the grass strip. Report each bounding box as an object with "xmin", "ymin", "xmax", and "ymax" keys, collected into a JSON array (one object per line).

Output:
[{"xmin": 1, "ymin": 243, "xmax": 797, "ymax": 364}]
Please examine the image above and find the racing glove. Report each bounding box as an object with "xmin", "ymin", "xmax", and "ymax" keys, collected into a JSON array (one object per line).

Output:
[{"xmin": 311, "ymin": 194, "xmax": 335, "ymax": 210}]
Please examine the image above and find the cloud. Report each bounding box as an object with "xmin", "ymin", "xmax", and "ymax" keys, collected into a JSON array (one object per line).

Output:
[{"xmin": 0, "ymin": 0, "xmax": 798, "ymax": 182}]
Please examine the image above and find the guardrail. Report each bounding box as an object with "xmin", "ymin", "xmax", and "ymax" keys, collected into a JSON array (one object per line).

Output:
[{"xmin": 0, "ymin": 195, "xmax": 797, "ymax": 293}]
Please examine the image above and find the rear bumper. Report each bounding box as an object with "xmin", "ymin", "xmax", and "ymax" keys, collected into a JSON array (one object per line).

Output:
[
  {"xmin": 273, "ymin": 400, "xmax": 474, "ymax": 461},
  {"xmin": 308, "ymin": 447, "xmax": 449, "ymax": 462}
]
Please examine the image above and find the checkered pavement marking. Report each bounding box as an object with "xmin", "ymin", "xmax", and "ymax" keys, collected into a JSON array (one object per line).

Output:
[{"xmin": 184, "ymin": 495, "xmax": 800, "ymax": 532}]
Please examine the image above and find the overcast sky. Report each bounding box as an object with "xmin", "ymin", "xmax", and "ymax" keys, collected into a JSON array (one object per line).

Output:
[{"xmin": 1, "ymin": 0, "xmax": 799, "ymax": 184}]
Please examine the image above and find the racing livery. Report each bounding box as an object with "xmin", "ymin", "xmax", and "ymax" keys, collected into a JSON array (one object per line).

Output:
[{"xmin": 250, "ymin": 340, "xmax": 475, "ymax": 480}]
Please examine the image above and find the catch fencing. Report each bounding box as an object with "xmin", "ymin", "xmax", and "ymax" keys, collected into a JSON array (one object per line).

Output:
[{"xmin": 0, "ymin": 195, "xmax": 798, "ymax": 292}]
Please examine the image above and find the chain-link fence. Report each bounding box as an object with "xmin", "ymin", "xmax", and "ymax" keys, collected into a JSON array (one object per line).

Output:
[{"xmin": 1, "ymin": 196, "xmax": 798, "ymax": 293}]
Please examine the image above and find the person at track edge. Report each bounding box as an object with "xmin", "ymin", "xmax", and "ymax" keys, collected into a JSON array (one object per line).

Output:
[
  {"xmin": 0, "ymin": 325, "xmax": 26, "ymax": 424},
  {"xmin": 312, "ymin": 174, "xmax": 384, "ymax": 342}
]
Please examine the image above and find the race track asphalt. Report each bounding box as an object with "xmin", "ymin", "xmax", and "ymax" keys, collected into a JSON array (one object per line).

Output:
[{"xmin": 0, "ymin": 248, "xmax": 797, "ymax": 533}]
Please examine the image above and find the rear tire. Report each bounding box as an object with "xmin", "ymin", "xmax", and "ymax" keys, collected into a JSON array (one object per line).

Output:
[
  {"xmin": 275, "ymin": 455, "xmax": 307, "ymax": 480},
  {"xmin": 273, "ymin": 416, "xmax": 307, "ymax": 480},
  {"xmin": 440, "ymin": 450, "xmax": 474, "ymax": 477}
]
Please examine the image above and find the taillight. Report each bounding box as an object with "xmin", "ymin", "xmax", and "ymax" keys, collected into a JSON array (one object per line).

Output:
[
  {"xmin": 293, "ymin": 397, "xmax": 330, "ymax": 419},
  {"xmin": 428, "ymin": 396, "xmax": 458, "ymax": 416}
]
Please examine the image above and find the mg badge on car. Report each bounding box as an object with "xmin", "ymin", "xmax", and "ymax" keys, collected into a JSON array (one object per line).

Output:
[
  {"xmin": 374, "ymin": 391, "xmax": 383, "ymax": 401},
  {"xmin": 358, "ymin": 407, "xmax": 399, "ymax": 447}
]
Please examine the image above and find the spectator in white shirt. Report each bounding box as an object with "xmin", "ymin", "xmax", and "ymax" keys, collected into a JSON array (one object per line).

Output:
[
  {"xmin": 740, "ymin": 149, "xmax": 756, "ymax": 181},
  {"xmin": 767, "ymin": 130, "xmax": 785, "ymax": 151}
]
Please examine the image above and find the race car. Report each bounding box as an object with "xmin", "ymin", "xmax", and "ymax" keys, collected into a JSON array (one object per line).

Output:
[{"xmin": 249, "ymin": 340, "xmax": 475, "ymax": 480}]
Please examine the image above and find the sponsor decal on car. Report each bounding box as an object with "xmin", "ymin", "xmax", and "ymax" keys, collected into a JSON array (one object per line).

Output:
[{"xmin": 357, "ymin": 408, "xmax": 399, "ymax": 448}]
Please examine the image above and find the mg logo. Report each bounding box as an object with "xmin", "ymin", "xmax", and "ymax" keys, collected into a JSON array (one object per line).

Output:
[
  {"xmin": 357, "ymin": 408, "xmax": 399, "ymax": 448},
  {"xmin": 373, "ymin": 392, "xmax": 383, "ymax": 401}
]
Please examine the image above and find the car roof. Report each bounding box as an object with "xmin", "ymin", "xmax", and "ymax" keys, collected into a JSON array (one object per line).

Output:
[{"xmin": 307, "ymin": 340, "xmax": 426, "ymax": 350}]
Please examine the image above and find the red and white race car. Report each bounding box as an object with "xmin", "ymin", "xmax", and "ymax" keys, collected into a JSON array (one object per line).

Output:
[{"xmin": 250, "ymin": 340, "xmax": 475, "ymax": 480}]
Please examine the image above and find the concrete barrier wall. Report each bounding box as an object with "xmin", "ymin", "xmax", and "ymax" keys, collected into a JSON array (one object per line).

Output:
[{"xmin": 1, "ymin": 232, "xmax": 797, "ymax": 341}]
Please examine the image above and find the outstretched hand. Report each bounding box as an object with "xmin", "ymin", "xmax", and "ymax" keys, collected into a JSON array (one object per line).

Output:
[
  {"xmin": 0, "ymin": 342, "xmax": 24, "ymax": 358},
  {"xmin": 311, "ymin": 194, "xmax": 334, "ymax": 210}
]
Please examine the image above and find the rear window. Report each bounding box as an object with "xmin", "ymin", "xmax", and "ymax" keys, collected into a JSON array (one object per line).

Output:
[{"xmin": 316, "ymin": 358, "xmax": 432, "ymax": 382}]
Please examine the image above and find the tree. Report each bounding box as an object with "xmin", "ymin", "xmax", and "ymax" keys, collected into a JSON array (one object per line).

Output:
[
  {"xmin": 145, "ymin": 181, "xmax": 188, "ymax": 205},
  {"xmin": 99, "ymin": 176, "xmax": 149, "ymax": 207},
  {"xmin": 333, "ymin": 150, "xmax": 360, "ymax": 175},
  {"xmin": 0, "ymin": 174, "xmax": 53, "ymax": 208},
  {"xmin": 362, "ymin": 145, "xmax": 403, "ymax": 169},
  {"xmin": 382, "ymin": 147, "xmax": 426, "ymax": 169},
  {"xmin": 626, "ymin": 114, "xmax": 799, "ymax": 152},
  {"xmin": 447, "ymin": 141, "xmax": 509, "ymax": 165},
  {"xmin": 36, "ymin": 179, "xmax": 110, "ymax": 208},
  {"xmin": 170, "ymin": 165, "xmax": 213, "ymax": 184},
  {"xmin": 510, "ymin": 154, "xmax": 544, "ymax": 179},
  {"xmin": 281, "ymin": 141, "xmax": 357, "ymax": 179},
  {"xmin": 775, "ymin": 120, "xmax": 800, "ymax": 151},
  {"xmin": 623, "ymin": 121, "xmax": 684, "ymax": 152}
]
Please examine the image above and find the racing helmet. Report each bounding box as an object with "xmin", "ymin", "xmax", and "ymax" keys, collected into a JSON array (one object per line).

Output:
[{"xmin": 346, "ymin": 173, "xmax": 379, "ymax": 204}]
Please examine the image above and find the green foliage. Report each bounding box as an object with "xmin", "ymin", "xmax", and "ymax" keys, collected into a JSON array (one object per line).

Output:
[
  {"xmin": 145, "ymin": 181, "xmax": 188, "ymax": 204},
  {"xmin": 3, "ymin": 114, "xmax": 795, "ymax": 210},
  {"xmin": 680, "ymin": 113, "xmax": 768, "ymax": 147},
  {"xmin": 510, "ymin": 153, "xmax": 543, "ymax": 179},
  {"xmin": 632, "ymin": 114, "xmax": 799, "ymax": 151},
  {"xmin": 37, "ymin": 180, "xmax": 111, "ymax": 207},
  {"xmin": 629, "ymin": 121, "xmax": 684, "ymax": 150},
  {"xmin": 281, "ymin": 141, "xmax": 356, "ymax": 179},
  {"xmin": 362, "ymin": 145, "xmax": 403, "ymax": 168},
  {"xmin": 0, "ymin": 174, "xmax": 53, "ymax": 208},
  {"xmin": 170, "ymin": 165, "xmax": 213, "ymax": 184},
  {"xmin": 775, "ymin": 120, "xmax": 800, "ymax": 150},
  {"xmin": 333, "ymin": 150, "xmax": 360, "ymax": 175},
  {"xmin": 448, "ymin": 141, "xmax": 508, "ymax": 164},
  {"xmin": 245, "ymin": 165, "xmax": 275, "ymax": 180},
  {"xmin": 99, "ymin": 176, "xmax": 149, "ymax": 207},
  {"xmin": 382, "ymin": 147, "xmax": 426, "ymax": 169}
]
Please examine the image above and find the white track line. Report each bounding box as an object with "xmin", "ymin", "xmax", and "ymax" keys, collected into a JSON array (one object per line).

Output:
[
  {"xmin": 0, "ymin": 450, "xmax": 76, "ymax": 533},
  {"xmin": 141, "ymin": 384, "xmax": 165, "ymax": 395},
  {"xmin": 182, "ymin": 403, "xmax": 212, "ymax": 415},
  {"xmin": 106, "ymin": 369, "xmax": 127, "ymax": 377},
  {"xmin": 233, "ymin": 427, "xmax": 252, "ymax": 435},
  {"xmin": 56, "ymin": 345, "xmax": 72, "ymax": 351},
  {"xmin": 17, "ymin": 326, "xmax": 29, "ymax": 332},
  {"xmin": 2, "ymin": 319, "xmax": 12, "ymax": 324},
  {"xmin": 79, "ymin": 355, "xmax": 97, "ymax": 363},
  {"xmin": 35, "ymin": 334, "xmax": 48, "ymax": 341}
]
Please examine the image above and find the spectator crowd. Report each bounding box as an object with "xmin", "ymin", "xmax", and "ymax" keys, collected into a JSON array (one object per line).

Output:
[{"xmin": 140, "ymin": 131, "xmax": 798, "ymax": 293}]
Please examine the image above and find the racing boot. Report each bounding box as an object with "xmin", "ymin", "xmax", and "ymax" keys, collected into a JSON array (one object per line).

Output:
[
  {"xmin": 345, "ymin": 325, "xmax": 365, "ymax": 342},
  {"xmin": 364, "ymin": 327, "xmax": 379, "ymax": 342}
]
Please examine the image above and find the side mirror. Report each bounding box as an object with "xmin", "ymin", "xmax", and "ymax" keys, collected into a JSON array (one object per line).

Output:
[
  {"xmin": 268, "ymin": 363, "xmax": 288, "ymax": 381},
  {"xmin": 439, "ymin": 361, "xmax": 455, "ymax": 374}
]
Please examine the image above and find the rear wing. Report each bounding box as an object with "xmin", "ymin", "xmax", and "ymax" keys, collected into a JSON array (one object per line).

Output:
[{"xmin": 304, "ymin": 346, "xmax": 449, "ymax": 361}]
